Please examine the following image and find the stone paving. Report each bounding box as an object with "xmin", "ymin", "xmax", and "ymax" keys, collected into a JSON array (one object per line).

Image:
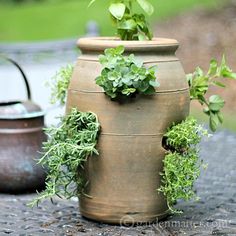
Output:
[{"xmin": 0, "ymin": 130, "xmax": 236, "ymax": 236}]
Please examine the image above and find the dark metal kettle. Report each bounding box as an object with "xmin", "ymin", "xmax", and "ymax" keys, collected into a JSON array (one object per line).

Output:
[{"xmin": 0, "ymin": 56, "xmax": 46, "ymax": 193}]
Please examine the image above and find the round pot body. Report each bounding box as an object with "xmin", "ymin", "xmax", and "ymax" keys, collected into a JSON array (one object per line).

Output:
[
  {"xmin": 66, "ymin": 37, "xmax": 190, "ymax": 224},
  {"xmin": 0, "ymin": 102, "xmax": 46, "ymax": 193}
]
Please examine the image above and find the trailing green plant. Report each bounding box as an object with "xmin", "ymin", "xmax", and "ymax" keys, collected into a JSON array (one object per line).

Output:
[
  {"xmin": 187, "ymin": 56, "xmax": 236, "ymax": 132},
  {"xmin": 96, "ymin": 45, "xmax": 159, "ymax": 99},
  {"xmin": 46, "ymin": 64, "xmax": 74, "ymax": 106},
  {"xmin": 29, "ymin": 108, "xmax": 100, "ymax": 207},
  {"xmin": 89, "ymin": 0, "xmax": 154, "ymax": 40},
  {"xmin": 159, "ymin": 117, "xmax": 208, "ymax": 213}
]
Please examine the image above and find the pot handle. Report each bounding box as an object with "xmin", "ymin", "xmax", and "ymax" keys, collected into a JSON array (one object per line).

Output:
[{"xmin": 0, "ymin": 55, "xmax": 31, "ymax": 100}]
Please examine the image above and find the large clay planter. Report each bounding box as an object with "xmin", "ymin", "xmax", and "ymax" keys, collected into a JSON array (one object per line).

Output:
[{"xmin": 66, "ymin": 37, "xmax": 190, "ymax": 224}]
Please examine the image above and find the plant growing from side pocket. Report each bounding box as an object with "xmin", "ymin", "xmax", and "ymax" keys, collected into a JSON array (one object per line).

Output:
[
  {"xmin": 159, "ymin": 117, "xmax": 208, "ymax": 213},
  {"xmin": 96, "ymin": 45, "xmax": 159, "ymax": 99},
  {"xmin": 89, "ymin": 0, "xmax": 154, "ymax": 40},
  {"xmin": 29, "ymin": 108, "xmax": 100, "ymax": 206}
]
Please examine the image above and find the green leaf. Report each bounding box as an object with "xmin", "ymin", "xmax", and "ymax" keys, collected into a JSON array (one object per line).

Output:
[
  {"xmin": 217, "ymin": 111, "xmax": 223, "ymax": 124},
  {"xmin": 195, "ymin": 67, "xmax": 204, "ymax": 77},
  {"xmin": 209, "ymin": 112, "xmax": 220, "ymax": 132},
  {"xmin": 138, "ymin": 80, "xmax": 150, "ymax": 92},
  {"xmin": 122, "ymin": 88, "xmax": 136, "ymax": 95},
  {"xmin": 109, "ymin": 3, "xmax": 126, "ymax": 20},
  {"xmin": 212, "ymin": 81, "xmax": 226, "ymax": 88},
  {"xmin": 229, "ymin": 73, "xmax": 236, "ymax": 79},
  {"xmin": 118, "ymin": 19, "xmax": 137, "ymax": 30},
  {"xmin": 142, "ymin": 86, "xmax": 156, "ymax": 95},
  {"xmin": 208, "ymin": 59, "xmax": 218, "ymax": 76},
  {"xmin": 115, "ymin": 45, "xmax": 125, "ymax": 55},
  {"xmin": 138, "ymin": 33, "xmax": 147, "ymax": 41},
  {"xmin": 209, "ymin": 95, "xmax": 225, "ymax": 112},
  {"xmin": 218, "ymin": 55, "xmax": 236, "ymax": 79},
  {"xmin": 136, "ymin": 0, "xmax": 154, "ymax": 15},
  {"xmin": 203, "ymin": 107, "xmax": 210, "ymax": 115},
  {"xmin": 149, "ymin": 80, "xmax": 159, "ymax": 87}
]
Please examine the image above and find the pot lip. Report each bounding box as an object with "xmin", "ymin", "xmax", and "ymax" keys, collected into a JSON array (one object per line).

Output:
[{"xmin": 77, "ymin": 37, "xmax": 179, "ymax": 51}]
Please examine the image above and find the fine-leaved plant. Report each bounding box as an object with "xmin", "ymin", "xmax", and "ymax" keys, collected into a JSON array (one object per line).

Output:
[
  {"xmin": 29, "ymin": 108, "xmax": 100, "ymax": 207},
  {"xmin": 159, "ymin": 117, "xmax": 208, "ymax": 213},
  {"xmin": 96, "ymin": 45, "xmax": 159, "ymax": 99},
  {"xmin": 89, "ymin": 0, "xmax": 154, "ymax": 40},
  {"xmin": 187, "ymin": 56, "xmax": 236, "ymax": 131},
  {"xmin": 46, "ymin": 64, "xmax": 74, "ymax": 106}
]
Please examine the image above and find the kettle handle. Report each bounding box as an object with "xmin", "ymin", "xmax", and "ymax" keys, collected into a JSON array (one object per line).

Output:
[{"xmin": 0, "ymin": 55, "xmax": 31, "ymax": 101}]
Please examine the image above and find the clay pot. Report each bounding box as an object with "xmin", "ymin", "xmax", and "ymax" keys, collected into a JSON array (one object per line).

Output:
[{"xmin": 66, "ymin": 37, "xmax": 190, "ymax": 224}]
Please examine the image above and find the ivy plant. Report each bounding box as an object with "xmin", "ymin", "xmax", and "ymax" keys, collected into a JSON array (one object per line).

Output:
[
  {"xmin": 96, "ymin": 45, "xmax": 159, "ymax": 99},
  {"xmin": 187, "ymin": 56, "xmax": 236, "ymax": 131},
  {"xmin": 29, "ymin": 108, "xmax": 100, "ymax": 206},
  {"xmin": 46, "ymin": 64, "xmax": 74, "ymax": 106},
  {"xmin": 159, "ymin": 117, "xmax": 208, "ymax": 213},
  {"xmin": 89, "ymin": 0, "xmax": 154, "ymax": 40}
]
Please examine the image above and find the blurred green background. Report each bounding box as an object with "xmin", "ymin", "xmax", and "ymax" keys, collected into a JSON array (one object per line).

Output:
[
  {"xmin": 2, "ymin": 0, "xmax": 235, "ymax": 133},
  {"xmin": 0, "ymin": 0, "xmax": 218, "ymax": 42}
]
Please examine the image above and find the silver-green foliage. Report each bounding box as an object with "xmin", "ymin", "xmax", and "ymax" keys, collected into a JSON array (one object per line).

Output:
[
  {"xmin": 187, "ymin": 56, "xmax": 236, "ymax": 132},
  {"xmin": 89, "ymin": 0, "xmax": 154, "ymax": 40},
  {"xmin": 47, "ymin": 64, "xmax": 74, "ymax": 105},
  {"xmin": 159, "ymin": 117, "xmax": 208, "ymax": 213},
  {"xmin": 96, "ymin": 46, "xmax": 159, "ymax": 99},
  {"xmin": 29, "ymin": 108, "xmax": 100, "ymax": 206}
]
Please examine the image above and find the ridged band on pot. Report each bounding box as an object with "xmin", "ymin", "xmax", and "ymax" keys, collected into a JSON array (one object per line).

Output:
[{"xmin": 66, "ymin": 37, "xmax": 190, "ymax": 224}]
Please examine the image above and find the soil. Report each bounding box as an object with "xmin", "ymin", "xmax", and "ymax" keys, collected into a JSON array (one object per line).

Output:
[{"xmin": 154, "ymin": 0, "xmax": 236, "ymax": 114}]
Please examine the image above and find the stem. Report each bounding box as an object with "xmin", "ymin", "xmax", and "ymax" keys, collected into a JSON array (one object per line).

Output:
[{"xmin": 129, "ymin": 0, "xmax": 133, "ymax": 14}]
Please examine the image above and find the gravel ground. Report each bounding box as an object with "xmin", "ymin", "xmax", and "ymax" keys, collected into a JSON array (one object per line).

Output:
[{"xmin": 0, "ymin": 130, "xmax": 236, "ymax": 236}]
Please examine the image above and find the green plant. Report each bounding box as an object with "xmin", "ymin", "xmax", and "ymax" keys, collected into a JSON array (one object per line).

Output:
[
  {"xmin": 89, "ymin": 0, "xmax": 154, "ymax": 40},
  {"xmin": 46, "ymin": 64, "xmax": 74, "ymax": 105},
  {"xmin": 29, "ymin": 108, "xmax": 100, "ymax": 206},
  {"xmin": 159, "ymin": 57, "xmax": 236, "ymax": 214},
  {"xmin": 187, "ymin": 56, "xmax": 236, "ymax": 131},
  {"xmin": 96, "ymin": 45, "xmax": 159, "ymax": 99},
  {"xmin": 159, "ymin": 117, "xmax": 208, "ymax": 213}
]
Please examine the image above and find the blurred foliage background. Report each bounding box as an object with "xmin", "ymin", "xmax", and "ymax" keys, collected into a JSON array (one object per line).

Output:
[{"xmin": 0, "ymin": 0, "xmax": 219, "ymax": 42}]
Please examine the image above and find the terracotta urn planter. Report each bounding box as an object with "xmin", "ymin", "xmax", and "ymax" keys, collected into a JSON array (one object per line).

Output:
[{"xmin": 66, "ymin": 37, "xmax": 190, "ymax": 224}]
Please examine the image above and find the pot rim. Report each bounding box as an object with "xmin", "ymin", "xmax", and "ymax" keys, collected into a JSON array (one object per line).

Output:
[{"xmin": 77, "ymin": 37, "xmax": 179, "ymax": 53}]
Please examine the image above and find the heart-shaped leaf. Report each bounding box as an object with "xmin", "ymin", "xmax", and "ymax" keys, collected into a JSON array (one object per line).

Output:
[
  {"xmin": 109, "ymin": 3, "xmax": 126, "ymax": 20},
  {"xmin": 136, "ymin": 0, "xmax": 154, "ymax": 15}
]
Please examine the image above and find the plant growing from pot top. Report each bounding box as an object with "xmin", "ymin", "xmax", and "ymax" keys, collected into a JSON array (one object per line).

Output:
[
  {"xmin": 89, "ymin": 0, "xmax": 154, "ymax": 40},
  {"xmin": 30, "ymin": 0, "xmax": 236, "ymax": 221}
]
